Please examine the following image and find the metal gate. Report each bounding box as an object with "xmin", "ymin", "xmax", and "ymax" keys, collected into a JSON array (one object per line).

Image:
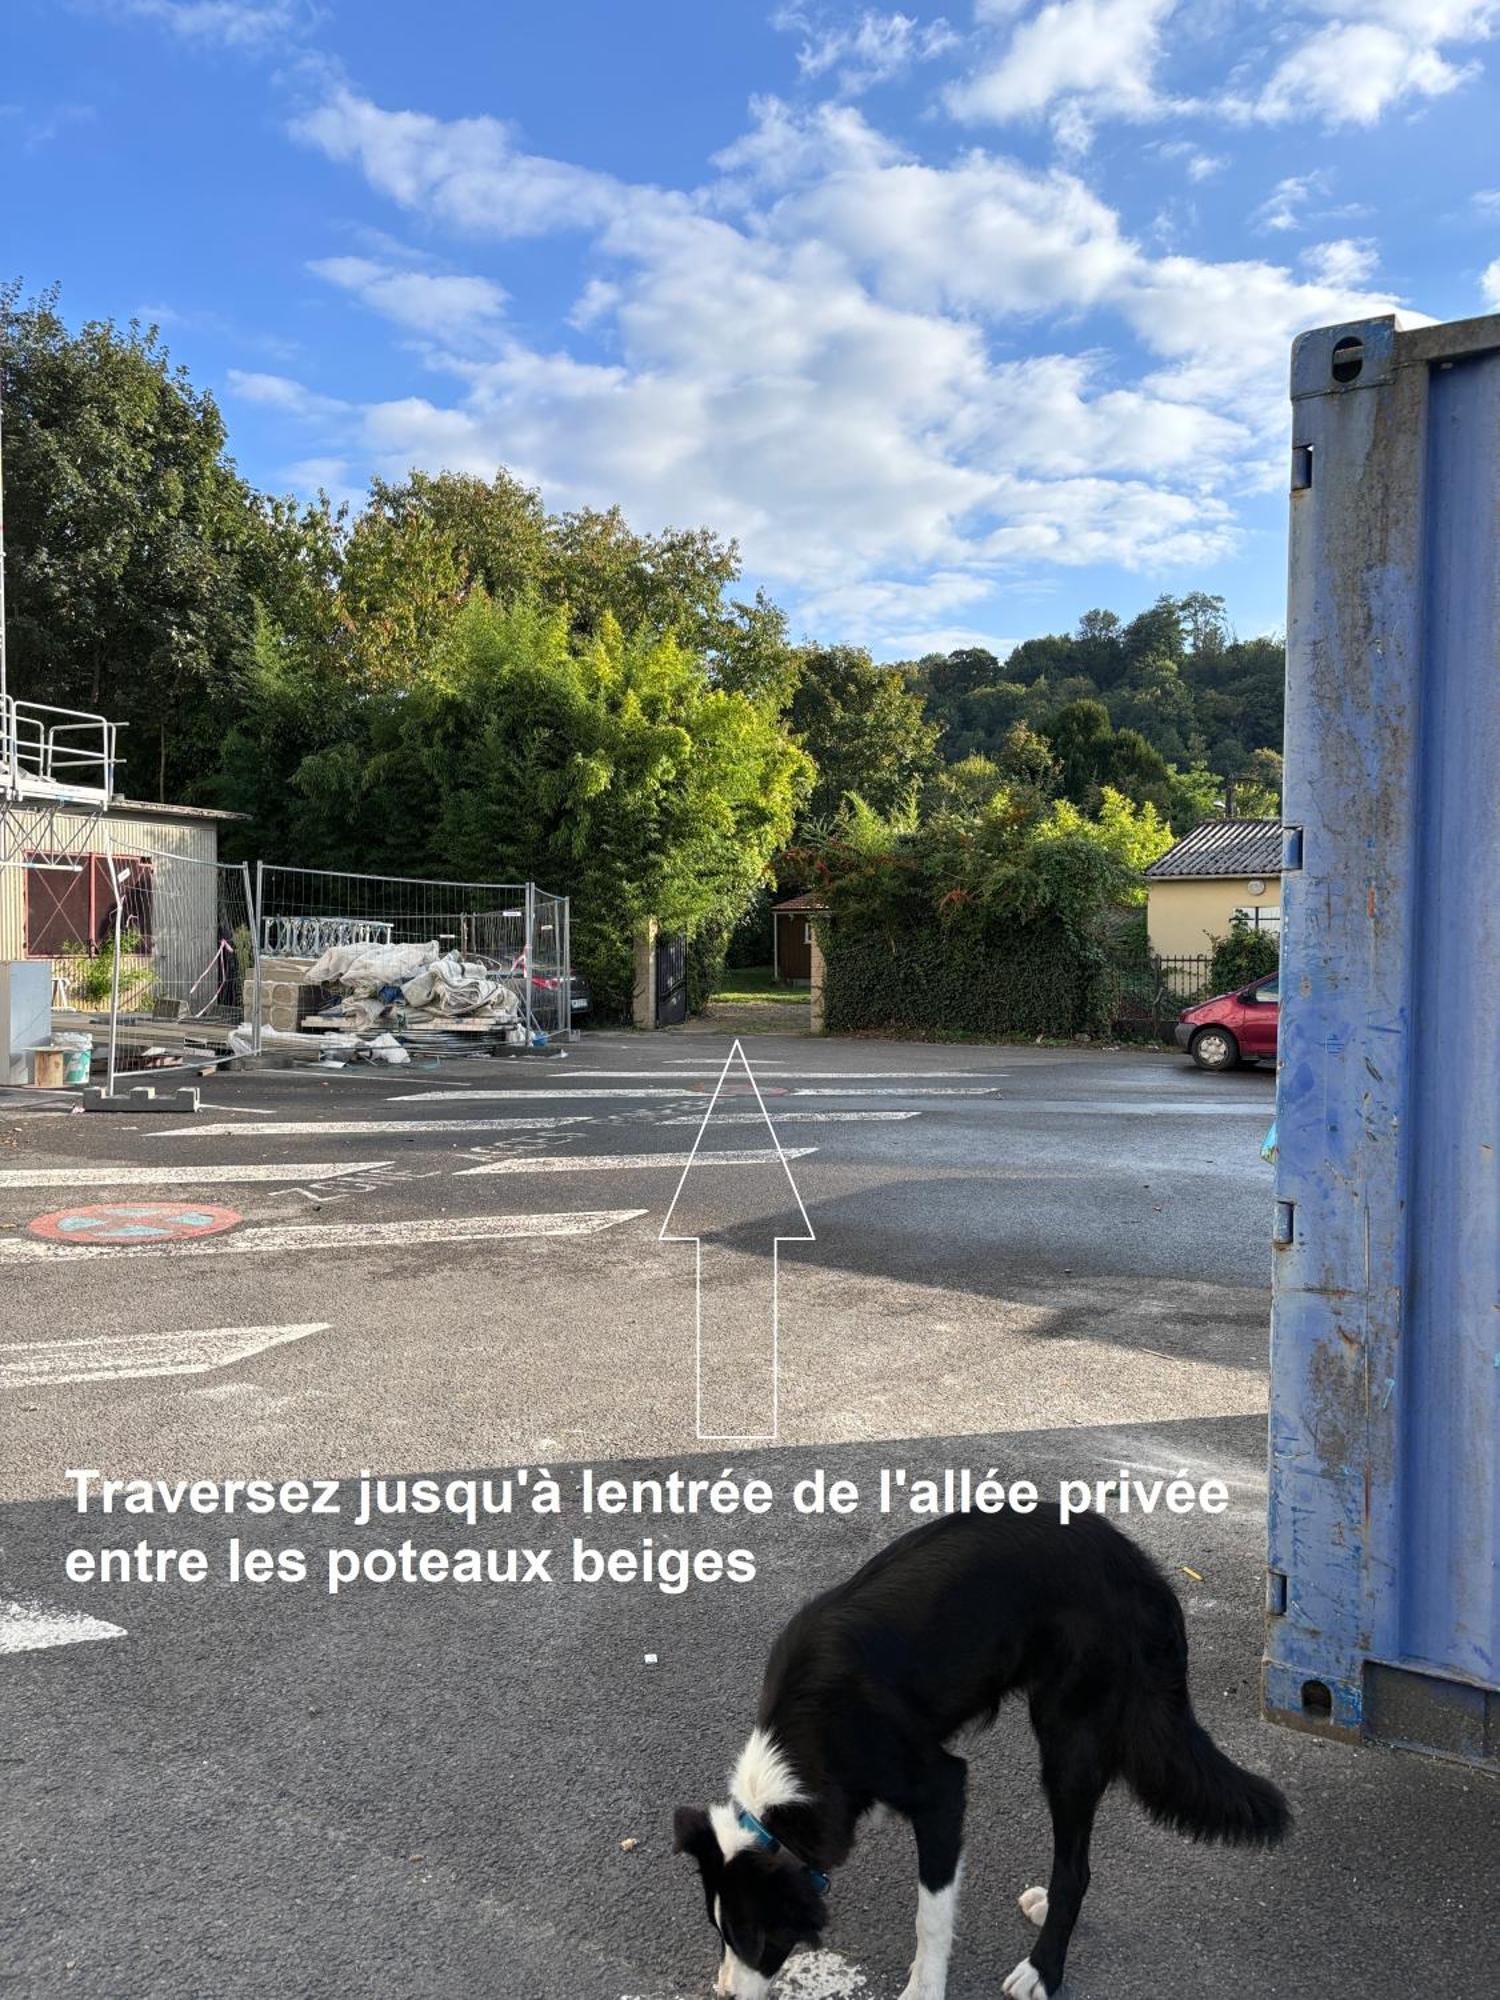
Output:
[{"xmin": 655, "ymin": 932, "xmax": 687, "ymax": 1026}]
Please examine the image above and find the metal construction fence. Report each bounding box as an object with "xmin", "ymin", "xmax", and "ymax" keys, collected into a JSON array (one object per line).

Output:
[
  {"xmin": 2, "ymin": 832, "xmax": 575, "ymax": 1085},
  {"xmin": 252, "ymin": 863, "xmax": 575, "ymax": 1052}
]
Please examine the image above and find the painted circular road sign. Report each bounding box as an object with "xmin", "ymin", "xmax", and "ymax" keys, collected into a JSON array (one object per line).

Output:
[{"xmin": 27, "ymin": 1202, "xmax": 243, "ymax": 1244}]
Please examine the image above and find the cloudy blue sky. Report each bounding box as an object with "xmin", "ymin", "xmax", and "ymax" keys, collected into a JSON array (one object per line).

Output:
[{"xmin": 5, "ymin": 1, "xmax": 1500, "ymax": 658}]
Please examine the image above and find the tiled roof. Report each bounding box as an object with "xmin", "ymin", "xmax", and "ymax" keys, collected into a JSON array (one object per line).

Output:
[
  {"xmin": 772, "ymin": 891, "xmax": 827, "ymax": 912},
  {"xmin": 1146, "ymin": 819, "xmax": 1284, "ymax": 880}
]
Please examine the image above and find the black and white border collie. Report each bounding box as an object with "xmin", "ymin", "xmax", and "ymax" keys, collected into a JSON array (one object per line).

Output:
[{"xmin": 675, "ymin": 1506, "xmax": 1289, "ymax": 1998}]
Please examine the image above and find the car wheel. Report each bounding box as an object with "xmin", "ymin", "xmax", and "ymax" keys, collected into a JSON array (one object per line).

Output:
[{"xmin": 1190, "ymin": 1025, "xmax": 1240, "ymax": 1072}]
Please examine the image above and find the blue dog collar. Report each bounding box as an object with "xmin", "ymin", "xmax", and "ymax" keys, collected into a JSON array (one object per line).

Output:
[{"xmin": 735, "ymin": 1807, "xmax": 830, "ymax": 1895}]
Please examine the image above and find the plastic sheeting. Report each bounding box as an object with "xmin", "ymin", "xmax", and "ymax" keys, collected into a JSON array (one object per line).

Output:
[{"xmin": 305, "ymin": 941, "xmax": 519, "ymax": 1022}]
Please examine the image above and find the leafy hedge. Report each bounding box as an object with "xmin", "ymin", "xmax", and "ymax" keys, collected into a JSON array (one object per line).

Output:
[
  {"xmin": 823, "ymin": 920, "xmax": 1108, "ymax": 1039},
  {"xmin": 1209, "ymin": 913, "xmax": 1279, "ymax": 993}
]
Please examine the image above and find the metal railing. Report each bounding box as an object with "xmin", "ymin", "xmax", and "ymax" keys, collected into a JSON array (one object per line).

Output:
[
  {"xmin": 1108, "ymin": 952, "xmax": 1219, "ymax": 1041},
  {"xmin": 1, "ymin": 696, "xmax": 120, "ymax": 804}
]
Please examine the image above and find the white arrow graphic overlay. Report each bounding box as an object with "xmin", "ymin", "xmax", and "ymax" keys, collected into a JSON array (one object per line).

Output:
[{"xmin": 660, "ymin": 1040, "xmax": 814, "ymax": 1441}]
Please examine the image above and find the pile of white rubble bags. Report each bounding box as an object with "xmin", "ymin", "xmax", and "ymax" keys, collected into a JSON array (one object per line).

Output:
[{"xmin": 230, "ymin": 940, "xmax": 524, "ymax": 1064}]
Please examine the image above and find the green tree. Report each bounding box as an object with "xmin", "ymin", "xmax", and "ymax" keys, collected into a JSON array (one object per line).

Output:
[
  {"xmin": 1036, "ymin": 787, "xmax": 1175, "ymax": 899},
  {"xmin": 1, "ymin": 282, "xmax": 275, "ymax": 796},
  {"xmin": 791, "ymin": 645, "xmax": 939, "ymax": 825}
]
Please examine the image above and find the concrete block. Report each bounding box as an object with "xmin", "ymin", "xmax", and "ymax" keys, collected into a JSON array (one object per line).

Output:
[{"xmin": 82, "ymin": 1085, "xmax": 200, "ymax": 1114}]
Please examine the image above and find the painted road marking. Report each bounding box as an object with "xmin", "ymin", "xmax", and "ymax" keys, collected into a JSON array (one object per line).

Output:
[
  {"xmin": 0, "ymin": 1210, "xmax": 647, "ymax": 1263},
  {"xmin": 393, "ymin": 1085, "xmax": 998, "ymax": 1102},
  {"xmin": 990, "ymin": 1098, "xmax": 1271, "ymax": 1117},
  {"xmin": 0, "ymin": 1601, "xmax": 127, "ymax": 1655},
  {"xmin": 661, "ymin": 1068, "xmax": 992, "ymax": 1080},
  {"xmin": 541, "ymin": 1068, "xmax": 991, "ymax": 1080},
  {"xmin": 662, "ymin": 1109, "xmax": 919, "ymax": 1124},
  {"xmin": 457, "ymin": 1147, "xmax": 816, "ymax": 1176},
  {"xmin": 0, "ymin": 1322, "xmax": 330, "ymax": 1387},
  {"xmin": 27, "ymin": 1201, "xmax": 242, "ymax": 1244},
  {"xmin": 388, "ymin": 1087, "xmax": 704, "ymax": 1102},
  {"xmin": 151, "ymin": 1117, "xmax": 595, "ymax": 1139},
  {"xmin": 0, "ymin": 1163, "xmax": 392, "ymax": 1190}
]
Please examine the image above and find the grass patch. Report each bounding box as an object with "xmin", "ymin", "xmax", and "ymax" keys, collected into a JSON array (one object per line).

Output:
[{"xmin": 711, "ymin": 965, "xmax": 809, "ymax": 1005}]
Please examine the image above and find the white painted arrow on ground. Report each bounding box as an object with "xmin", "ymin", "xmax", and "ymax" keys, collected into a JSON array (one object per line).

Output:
[
  {"xmin": 457, "ymin": 1148, "xmax": 815, "ymax": 1176},
  {"xmin": 0, "ymin": 1322, "xmax": 331, "ymax": 1387},
  {"xmin": 0, "ymin": 1162, "xmax": 392, "ymax": 1190},
  {"xmin": 0, "ymin": 1600, "xmax": 126, "ymax": 1655},
  {"xmin": 0, "ymin": 1211, "xmax": 646, "ymax": 1263}
]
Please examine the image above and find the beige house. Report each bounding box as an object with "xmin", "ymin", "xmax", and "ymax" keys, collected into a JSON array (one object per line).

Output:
[{"xmin": 1145, "ymin": 820, "xmax": 1283, "ymax": 959}]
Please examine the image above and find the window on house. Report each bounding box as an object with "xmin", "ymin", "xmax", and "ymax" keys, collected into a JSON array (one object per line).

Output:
[
  {"xmin": 25, "ymin": 854, "xmax": 155, "ymax": 956},
  {"xmin": 1234, "ymin": 904, "xmax": 1281, "ymax": 934}
]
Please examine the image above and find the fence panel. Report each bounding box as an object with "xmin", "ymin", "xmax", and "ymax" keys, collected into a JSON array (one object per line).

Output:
[{"xmin": 105, "ymin": 849, "xmax": 259, "ymax": 1080}]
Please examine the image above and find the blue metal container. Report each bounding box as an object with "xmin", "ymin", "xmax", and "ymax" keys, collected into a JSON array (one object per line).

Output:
[{"xmin": 1265, "ymin": 312, "xmax": 1500, "ymax": 1765}]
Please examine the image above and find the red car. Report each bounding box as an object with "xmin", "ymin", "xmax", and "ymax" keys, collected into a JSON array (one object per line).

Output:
[{"xmin": 1175, "ymin": 973, "xmax": 1279, "ymax": 1071}]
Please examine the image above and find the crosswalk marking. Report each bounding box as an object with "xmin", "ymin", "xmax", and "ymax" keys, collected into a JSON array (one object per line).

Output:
[
  {"xmin": 660, "ymin": 1109, "xmax": 918, "ymax": 1124},
  {"xmin": 0, "ymin": 1162, "xmax": 391, "ymax": 1189},
  {"xmin": 151, "ymin": 1117, "xmax": 594, "ymax": 1139},
  {"xmin": 388, "ymin": 1087, "xmax": 703, "ymax": 1102},
  {"xmin": 457, "ymin": 1148, "xmax": 815, "ymax": 1176}
]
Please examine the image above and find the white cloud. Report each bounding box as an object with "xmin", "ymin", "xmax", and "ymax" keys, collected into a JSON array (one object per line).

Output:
[
  {"xmin": 309, "ymin": 256, "xmax": 508, "ymax": 339},
  {"xmin": 292, "ymin": 87, "xmax": 640, "ymax": 238},
  {"xmin": 1251, "ymin": 173, "xmax": 1325, "ymax": 234},
  {"xmin": 225, "ymin": 369, "xmax": 348, "ymax": 421},
  {"xmin": 943, "ymin": 0, "xmax": 1495, "ymax": 142},
  {"xmin": 1482, "ymin": 258, "xmax": 1500, "ymax": 308},
  {"xmin": 1301, "ymin": 238, "xmax": 1379, "ymax": 286},
  {"xmin": 1156, "ymin": 140, "xmax": 1226, "ymax": 183},
  {"xmin": 947, "ymin": 0, "xmax": 1182, "ymax": 137},
  {"xmin": 100, "ymin": 0, "xmax": 302, "ymax": 49},
  {"xmin": 1250, "ymin": 23, "xmax": 1471, "ymax": 125},
  {"xmin": 281, "ymin": 85, "xmax": 1406, "ymax": 647},
  {"xmin": 1237, "ymin": 3, "xmax": 1495, "ymax": 128},
  {"xmin": 773, "ymin": 7, "xmax": 959, "ymax": 95}
]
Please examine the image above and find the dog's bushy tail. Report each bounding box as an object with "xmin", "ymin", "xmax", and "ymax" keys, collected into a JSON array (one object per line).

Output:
[
  {"xmin": 1123, "ymin": 1702, "xmax": 1290, "ymax": 1846},
  {"xmin": 1120, "ymin": 1591, "xmax": 1290, "ymax": 1848}
]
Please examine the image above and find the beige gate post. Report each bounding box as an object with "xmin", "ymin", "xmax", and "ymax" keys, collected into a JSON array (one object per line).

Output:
[{"xmin": 632, "ymin": 918, "xmax": 659, "ymax": 1029}]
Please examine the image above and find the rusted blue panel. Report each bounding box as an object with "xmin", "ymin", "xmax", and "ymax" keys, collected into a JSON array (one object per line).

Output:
[{"xmin": 1265, "ymin": 311, "xmax": 1500, "ymax": 1764}]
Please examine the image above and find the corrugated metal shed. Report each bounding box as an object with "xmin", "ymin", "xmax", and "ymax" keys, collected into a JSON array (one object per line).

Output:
[{"xmin": 1145, "ymin": 819, "xmax": 1283, "ymax": 880}]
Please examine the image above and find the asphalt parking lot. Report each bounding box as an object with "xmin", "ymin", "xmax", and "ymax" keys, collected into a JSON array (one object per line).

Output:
[{"xmin": 1, "ymin": 1032, "xmax": 1495, "ymax": 1999}]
